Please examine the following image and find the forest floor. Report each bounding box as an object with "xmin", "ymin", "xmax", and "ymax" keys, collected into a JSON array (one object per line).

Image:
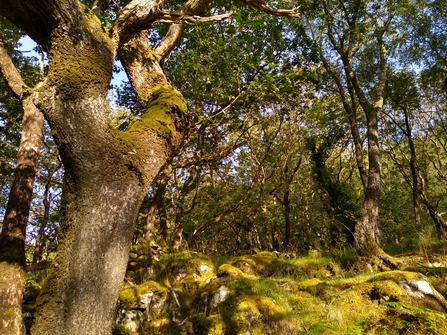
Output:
[{"xmin": 25, "ymin": 241, "xmax": 447, "ymax": 334}]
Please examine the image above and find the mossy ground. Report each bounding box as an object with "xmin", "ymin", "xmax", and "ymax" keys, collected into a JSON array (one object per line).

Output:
[
  {"xmin": 113, "ymin": 247, "xmax": 447, "ymax": 334},
  {"xmin": 25, "ymin": 245, "xmax": 447, "ymax": 335}
]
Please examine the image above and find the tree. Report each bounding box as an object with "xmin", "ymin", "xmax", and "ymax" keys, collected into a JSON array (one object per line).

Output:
[
  {"xmin": 301, "ymin": 0, "xmax": 396, "ymax": 260},
  {"xmin": 0, "ymin": 21, "xmax": 43, "ymax": 334},
  {"xmin": 0, "ymin": 1, "xmax": 299, "ymax": 334}
]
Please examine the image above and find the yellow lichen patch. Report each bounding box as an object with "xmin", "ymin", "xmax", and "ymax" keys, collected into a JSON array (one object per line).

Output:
[
  {"xmin": 160, "ymin": 252, "xmax": 216, "ymax": 289},
  {"xmin": 234, "ymin": 299, "xmax": 263, "ymax": 329},
  {"xmin": 257, "ymin": 295, "xmax": 286, "ymax": 315},
  {"xmin": 142, "ymin": 317, "xmax": 171, "ymax": 334},
  {"xmin": 237, "ymin": 299, "xmax": 262, "ymax": 317}
]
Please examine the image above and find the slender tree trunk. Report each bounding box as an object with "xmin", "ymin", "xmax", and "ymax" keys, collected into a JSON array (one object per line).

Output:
[
  {"xmin": 159, "ymin": 204, "xmax": 169, "ymax": 242},
  {"xmin": 211, "ymin": 224, "xmax": 217, "ymax": 253},
  {"xmin": 402, "ymin": 108, "xmax": 422, "ymax": 231},
  {"xmin": 32, "ymin": 178, "xmax": 52, "ymax": 264},
  {"xmin": 0, "ymin": 96, "xmax": 44, "ymax": 335},
  {"xmin": 143, "ymin": 166, "xmax": 171, "ymax": 241},
  {"xmin": 282, "ymin": 189, "xmax": 291, "ymax": 249},
  {"xmin": 348, "ymin": 111, "xmax": 368, "ymax": 190},
  {"xmin": 172, "ymin": 222, "xmax": 184, "ymax": 251},
  {"xmin": 354, "ymin": 107, "xmax": 383, "ymax": 254},
  {"xmin": 171, "ymin": 172, "xmax": 198, "ymax": 251},
  {"xmin": 272, "ymin": 229, "xmax": 280, "ymax": 251},
  {"xmin": 265, "ymin": 230, "xmax": 273, "ymax": 251},
  {"xmin": 252, "ymin": 224, "xmax": 262, "ymax": 249},
  {"xmin": 418, "ymin": 173, "xmax": 447, "ymax": 237}
]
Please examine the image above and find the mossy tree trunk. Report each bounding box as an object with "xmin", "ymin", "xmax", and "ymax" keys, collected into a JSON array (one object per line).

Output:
[
  {"xmin": 348, "ymin": 44, "xmax": 388, "ymax": 258},
  {"xmin": 0, "ymin": 38, "xmax": 44, "ymax": 335}
]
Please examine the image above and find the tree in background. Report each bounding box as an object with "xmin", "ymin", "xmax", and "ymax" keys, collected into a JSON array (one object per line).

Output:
[
  {"xmin": 0, "ymin": 18, "xmax": 42, "ymax": 334},
  {"xmin": 301, "ymin": 0, "xmax": 396, "ymax": 261}
]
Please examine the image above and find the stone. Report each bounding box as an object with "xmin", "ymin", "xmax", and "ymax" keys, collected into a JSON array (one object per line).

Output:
[{"xmin": 210, "ymin": 285, "xmax": 230, "ymax": 310}]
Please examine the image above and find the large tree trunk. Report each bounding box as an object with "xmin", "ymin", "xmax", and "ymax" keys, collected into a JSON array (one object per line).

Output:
[
  {"xmin": 25, "ymin": 5, "xmax": 188, "ymax": 334},
  {"xmin": 32, "ymin": 91, "xmax": 186, "ymax": 335}
]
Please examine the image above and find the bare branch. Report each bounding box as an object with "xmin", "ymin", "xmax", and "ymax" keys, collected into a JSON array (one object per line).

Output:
[
  {"xmin": 155, "ymin": 10, "xmax": 232, "ymax": 24},
  {"xmin": 113, "ymin": 0, "xmax": 166, "ymax": 45},
  {"xmin": 92, "ymin": 0, "xmax": 114, "ymax": 16},
  {"xmin": 236, "ymin": 0, "xmax": 300, "ymax": 18},
  {"xmin": 154, "ymin": 0, "xmax": 212, "ymax": 61}
]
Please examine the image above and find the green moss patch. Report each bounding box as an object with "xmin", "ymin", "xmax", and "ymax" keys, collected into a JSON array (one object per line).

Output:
[{"xmin": 119, "ymin": 280, "xmax": 168, "ymax": 308}]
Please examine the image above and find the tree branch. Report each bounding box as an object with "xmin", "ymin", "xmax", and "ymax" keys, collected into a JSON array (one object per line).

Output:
[
  {"xmin": 0, "ymin": 36, "xmax": 28, "ymax": 97},
  {"xmin": 236, "ymin": 0, "xmax": 300, "ymax": 18},
  {"xmin": 113, "ymin": 0, "xmax": 166, "ymax": 45},
  {"xmin": 154, "ymin": 0, "xmax": 219, "ymax": 60},
  {"xmin": 155, "ymin": 10, "xmax": 232, "ymax": 24},
  {"xmin": 91, "ymin": 0, "xmax": 115, "ymax": 16}
]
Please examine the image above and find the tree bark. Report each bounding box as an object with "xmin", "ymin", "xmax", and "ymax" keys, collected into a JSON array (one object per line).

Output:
[{"xmin": 353, "ymin": 106, "xmax": 383, "ymax": 253}]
